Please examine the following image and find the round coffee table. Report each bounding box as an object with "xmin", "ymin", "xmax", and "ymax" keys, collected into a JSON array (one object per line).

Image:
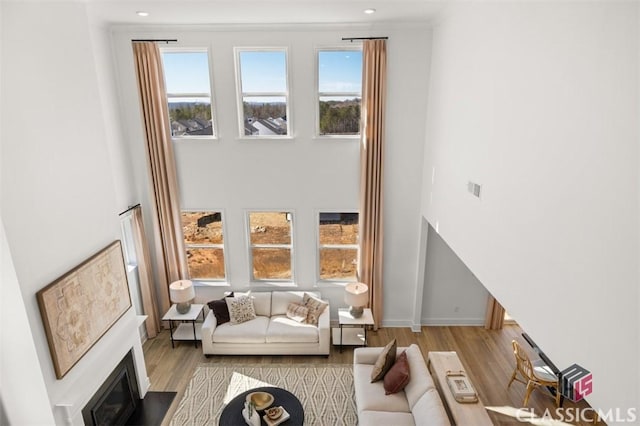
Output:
[{"xmin": 218, "ymin": 386, "xmax": 304, "ymax": 426}]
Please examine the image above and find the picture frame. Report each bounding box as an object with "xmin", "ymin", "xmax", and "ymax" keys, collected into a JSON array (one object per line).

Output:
[
  {"xmin": 36, "ymin": 241, "xmax": 132, "ymax": 379},
  {"xmin": 446, "ymin": 371, "xmax": 478, "ymax": 403}
]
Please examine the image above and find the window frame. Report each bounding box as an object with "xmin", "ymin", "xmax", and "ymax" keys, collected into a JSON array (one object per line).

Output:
[
  {"xmin": 234, "ymin": 47, "xmax": 293, "ymax": 139},
  {"xmin": 181, "ymin": 209, "xmax": 228, "ymax": 283},
  {"xmin": 316, "ymin": 210, "xmax": 360, "ymax": 284},
  {"xmin": 315, "ymin": 46, "xmax": 363, "ymax": 139},
  {"xmin": 160, "ymin": 46, "xmax": 218, "ymax": 140},
  {"xmin": 246, "ymin": 209, "xmax": 296, "ymax": 284}
]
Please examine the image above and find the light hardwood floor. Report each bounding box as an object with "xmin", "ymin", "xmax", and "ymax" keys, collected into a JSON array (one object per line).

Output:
[{"xmin": 143, "ymin": 324, "xmax": 601, "ymax": 425}]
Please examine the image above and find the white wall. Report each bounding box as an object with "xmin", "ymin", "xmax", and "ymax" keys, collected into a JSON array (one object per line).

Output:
[
  {"xmin": 111, "ymin": 24, "xmax": 432, "ymax": 326},
  {"xmin": 1, "ymin": 2, "xmax": 148, "ymax": 424},
  {"xmin": 421, "ymin": 222, "xmax": 489, "ymax": 325},
  {"xmin": 1, "ymin": 219, "xmax": 54, "ymax": 425},
  {"xmin": 423, "ymin": 1, "xmax": 639, "ymax": 415}
]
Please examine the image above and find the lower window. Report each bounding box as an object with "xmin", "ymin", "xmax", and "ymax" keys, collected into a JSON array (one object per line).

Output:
[
  {"xmin": 318, "ymin": 212, "xmax": 359, "ymax": 281},
  {"xmin": 181, "ymin": 211, "xmax": 226, "ymax": 280}
]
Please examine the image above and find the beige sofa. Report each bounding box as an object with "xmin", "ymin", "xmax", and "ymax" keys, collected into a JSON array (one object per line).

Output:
[
  {"xmin": 353, "ymin": 344, "xmax": 451, "ymax": 426},
  {"xmin": 201, "ymin": 291, "xmax": 330, "ymax": 356}
]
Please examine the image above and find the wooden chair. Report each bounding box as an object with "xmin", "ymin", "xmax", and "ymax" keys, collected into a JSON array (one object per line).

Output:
[{"xmin": 508, "ymin": 340, "xmax": 561, "ymax": 407}]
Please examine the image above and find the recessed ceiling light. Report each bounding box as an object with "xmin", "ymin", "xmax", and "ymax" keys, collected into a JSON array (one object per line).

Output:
[
  {"xmin": 364, "ymin": 8, "xmax": 376, "ymax": 14},
  {"xmin": 136, "ymin": 11, "xmax": 149, "ymax": 17}
]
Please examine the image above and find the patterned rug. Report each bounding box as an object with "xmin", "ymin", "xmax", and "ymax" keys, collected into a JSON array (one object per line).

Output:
[{"xmin": 170, "ymin": 363, "xmax": 357, "ymax": 426}]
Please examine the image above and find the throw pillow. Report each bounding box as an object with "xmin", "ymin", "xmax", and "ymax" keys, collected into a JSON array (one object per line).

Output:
[
  {"xmin": 383, "ymin": 350, "xmax": 411, "ymax": 395},
  {"xmin": 302, "ymin": 293, "xmax": 328, "ymax": 325},
  {"xmin": 286, "ymin": 303, "xmax": 309, "ymax": 323},
  {"xmin": 207, "ymin": 292, "xmax": 234, "ymax": 325},
  {"xmin": 226, "ymin": 295, "xmax": 256, "ymax": 324},
  {"xmin": 370, "ymin": 338, "xmax": 397, "ymax": 382}
]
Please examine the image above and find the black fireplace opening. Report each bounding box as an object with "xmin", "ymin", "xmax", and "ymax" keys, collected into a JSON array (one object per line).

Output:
[{"xmin": 82, "ymin": 350, "xmax": 140, "ymax": 426}]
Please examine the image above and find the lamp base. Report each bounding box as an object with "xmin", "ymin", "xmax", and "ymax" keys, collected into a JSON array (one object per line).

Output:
[
  {"xmin": 349, "ymin": 306, "xmax": 364, "ymax": 318},
  {"xmin": 176, "ymin": 302, "xmax": 191, "ymax": 314}
]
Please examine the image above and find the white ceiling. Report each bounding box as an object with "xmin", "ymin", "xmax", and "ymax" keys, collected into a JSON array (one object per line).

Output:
[{"xmin": 86, "ymin": 0, "xmax": 450, "ymax": 26}]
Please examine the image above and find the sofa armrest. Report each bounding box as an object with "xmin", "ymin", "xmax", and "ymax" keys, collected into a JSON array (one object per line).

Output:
[
  {"xmin": 201, "ymin": 311, "xmax": 218, "ymax": 354},
  {"xmin": 317, "ymin": 305, "xmax": 330, "ymax": 355},
  {"xmin": 354, "ymin": 346, "xmax": 385, "ymax": 365},
  {"xmin": 354, "ymin": 346, "xmax": 410, "ymax": 365}
]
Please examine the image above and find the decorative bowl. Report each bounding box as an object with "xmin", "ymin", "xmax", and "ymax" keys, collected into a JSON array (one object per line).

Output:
[
  {"xmin": 246, "ymin": 391, "xmax": 274, "ymax": 411},
  {"xmin": 265, "ymin": 406, "xmax": 283, "ymax": 420}
]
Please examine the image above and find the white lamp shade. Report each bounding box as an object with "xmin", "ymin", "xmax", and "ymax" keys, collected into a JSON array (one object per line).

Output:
[
  {"xmin": 344, "ymin": 282, "xmax": 369, "ymax": 307},
  {"xmin": 169, "ymin": 280, "xmax": 195, "ymax": 303}
]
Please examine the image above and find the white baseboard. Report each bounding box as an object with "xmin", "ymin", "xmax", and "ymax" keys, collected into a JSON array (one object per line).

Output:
[
  {"xmin": 380, "ymin": 319, "xmax": 414, "ymax": 328},
  {"xmin": 329, "ymin": 318, "xmax": 485, "ymax": 328},
  {"xmin": 421, "ymin": 318, "xmax": 485, "ymax": 326}
]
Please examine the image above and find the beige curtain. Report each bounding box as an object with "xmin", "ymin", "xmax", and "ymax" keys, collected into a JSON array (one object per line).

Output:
[
  {"xmin": 132, "ymin": 42, "xmax": 188, "ymax": 315},
  {"xmin": 130, "ymin": 206, "xmax": 161, "ymax": 338},
  {"xmin": 485, "ymin": 295, "xmax": 506, "ymax": 330},
  {"xmin": 358, "ymin": 40, "xmax": 387, "ymax": 330}
]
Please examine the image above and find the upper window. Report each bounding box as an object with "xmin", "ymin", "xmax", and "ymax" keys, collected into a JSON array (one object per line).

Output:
[
  {"xmin": 318, "ymin": 212, "xmax": 359, "ymax": 281},
  {"xmin": 236, "ymin": 49, "xmax": 290, "ymax": 137},
  {"xmin": 161, "ymin": 49, "xmax": 216, "ymax": 138},
  {"xmin": 248, "ymin": 211, "xmax": 293, "ymax": 281},
  {"xmin": 181, "ymin": 211, "xmax": 226, "ymax": 281},
  {"xmin": 317, "ymin": 49, "xmax": 363, "ymax": 137}
]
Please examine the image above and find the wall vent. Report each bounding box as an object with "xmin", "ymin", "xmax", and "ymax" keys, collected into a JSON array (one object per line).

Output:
[{"xmin": 468, "ymin": 181, "xmax": 481, "ymax": 198}]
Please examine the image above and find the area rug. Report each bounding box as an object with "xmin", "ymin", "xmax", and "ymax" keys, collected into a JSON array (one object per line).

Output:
[{"xmin": 170, "ymin": 363, "xmax": 357, "ymax": 426}]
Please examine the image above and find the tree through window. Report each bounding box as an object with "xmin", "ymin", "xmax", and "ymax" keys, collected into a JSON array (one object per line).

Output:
[{"xmin": 317, "ymin": 49, "xmax": 362, "ymax": 136}]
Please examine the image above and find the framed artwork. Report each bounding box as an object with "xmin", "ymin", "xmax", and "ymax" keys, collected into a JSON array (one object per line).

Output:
[{"xmin": 37, "ymin": 240, "xmax": 132, "ymax": 379}]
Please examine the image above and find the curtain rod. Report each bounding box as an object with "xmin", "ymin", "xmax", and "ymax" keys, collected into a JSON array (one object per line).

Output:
[
  {"xmin": 342, "ymin": 37, "xmax": 388, "ymax": 41},
  {"xmin": 118, "ymin": 203, "xmax": 141, "ymax": 216},
  {"xmin": 131, "ymin": 39, "xmax": 178, "ymax": 43}
]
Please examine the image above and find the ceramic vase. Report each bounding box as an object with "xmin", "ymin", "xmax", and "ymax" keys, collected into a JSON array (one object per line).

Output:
[{"xmin": 242, "ymin": 402, "xmax": 260, "ymax": 426}]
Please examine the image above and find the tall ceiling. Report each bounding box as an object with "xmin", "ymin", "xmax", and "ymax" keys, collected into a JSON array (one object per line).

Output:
[{"xmin": 86, "ymin": 0, "xmax": 450, "ymax": 26}]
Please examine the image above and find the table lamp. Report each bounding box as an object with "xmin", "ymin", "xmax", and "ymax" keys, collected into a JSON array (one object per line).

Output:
[
  {"xmin": 170, "ymin": 280, "xmax": 195, "ymax": 314},
  {"xmin": 344, "ymin": 282, "xmax": 369, "ymax": 318}
]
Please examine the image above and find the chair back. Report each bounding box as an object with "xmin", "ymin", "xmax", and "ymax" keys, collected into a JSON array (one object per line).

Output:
[{"xmin": 512, "ymin": 340, "xmax": 535, "ymax": 380}]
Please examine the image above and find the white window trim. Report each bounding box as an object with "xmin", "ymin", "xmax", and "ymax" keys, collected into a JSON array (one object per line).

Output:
[
  {"xmin": 315, "ymin": 210, "xmax": 359, "ymax": 286},
  {"xmin": 160, "ymin": 46, "xmax": 219, "ymax": 140},
  {"xmin": 245, "ymin": 209, "xmax": 296, "ymax": 284},
  {"xmin": 315, "ymin": 46, "xmax": 363, "ymax": 139},
  {"xmin": 182, "ymin": 209, "xmax": 229, "ymax": 283},
  {"xmin": 234, "ymin": 47, "xmax": 293, "ymax": 139}
]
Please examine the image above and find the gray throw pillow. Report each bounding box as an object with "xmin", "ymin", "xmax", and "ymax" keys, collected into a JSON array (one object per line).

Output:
[{"xmin": 371, "ymin": 339, "xmax": 397, "ymax": 382}]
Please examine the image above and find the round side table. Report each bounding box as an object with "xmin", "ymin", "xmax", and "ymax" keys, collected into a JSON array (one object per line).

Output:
[{"xmin": 218, "ymin": 386, "xmax": 304, "ymax": 426}]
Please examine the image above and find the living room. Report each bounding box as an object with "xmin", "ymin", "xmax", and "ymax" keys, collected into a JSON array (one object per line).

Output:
[{"xmin": 1, "ymin": 1, "xmax": 638, "ymax": 425}]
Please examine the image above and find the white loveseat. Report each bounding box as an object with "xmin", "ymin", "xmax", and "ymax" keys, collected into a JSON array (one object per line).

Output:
[
  {"xmin": 201, "ymin": 291, "xmax": 330, "ymax": 356},
  {"xmin": 353, "ymin": 344, "xmax": 451, "ymax": 426}
]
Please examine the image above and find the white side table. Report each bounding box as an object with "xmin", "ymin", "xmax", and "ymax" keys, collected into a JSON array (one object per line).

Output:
[
  {"xmin": 162, "ymin": 304, "xmax": 205, "ymax": 348},
  {"xmin": 332, "ymin": 308, "xmax": 375, "ymax": 353}
]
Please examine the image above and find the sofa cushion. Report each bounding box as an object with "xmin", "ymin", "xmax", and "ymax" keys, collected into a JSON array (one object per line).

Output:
[
  {"xmin": 358, "ymin": 410, "xmax": 415, "ymax": 426},
  {"xmin": 403, "ymin": 345, "xmax": 436, "ymax": 408},
  {"xmin": 266, "ymin": 315, "xmax": 319, "ymax": 343},
  {"xmin": 302, "ymin": 293, "xmax": 328, "ymax": 325},
  {"xmin": 371, "ymin": 339, "xmax": 397, "ymax": 382},
  {"xmin": 285, "ymin": 303, "xmax": 308, "ymax": 323},
  {"xmin": 226, "ymin": 295, "xmax": 256, "ymax": 324},
  {"xmin": 271, "ymin": 291, "xmax": 308, "ymax": 316},
  {"xmin": 207, "ymin": 292, "xmax": 234, "ymax": 325},
  {"xmin": 384, "ymin": 351, "xmax": 411, "ymax": 395},
  {"xmin": 354, "ymin": 363, "xmax": 411, "ymax": 413},
  {"xmin": 212, "ymin": 316, "xmax": 269, "ymax": 343},
  {"xmin": 235, "ymin": 291, "xmax": 272, "ymax": 317},
  {"xmin": 411, "ymin": 388, "xmax": 450, "ymax": 426}
]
